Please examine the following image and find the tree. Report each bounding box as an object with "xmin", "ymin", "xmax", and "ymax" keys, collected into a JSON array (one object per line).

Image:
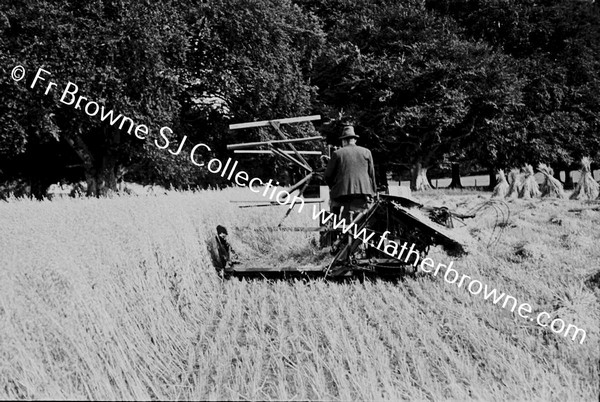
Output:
[
  {"xmin": 180, "ymin": 0, "xmax": 325, "ymax": 183},
  {"xmin": 304, "ymin": 1, "xmax": 525, "ymax": 190},
  {"xmin": 1, "ymin": 0, "xmax": 190, "ymax": 197},
  {"xmin": 428, "ymin": 0, "xmax": 600, "ymax": 177}
]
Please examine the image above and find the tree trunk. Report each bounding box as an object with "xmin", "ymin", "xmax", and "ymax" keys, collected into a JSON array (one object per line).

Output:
[
  {"xmin": 411, "ymin": 162, "xmax": 432, "ymax": 191},
  {"xmin": 448, "ymin": 163, "xmax": 463, "ymax": 189},
  {"xmin": 376, "ymin": 162, "xmax": 388, "ymax": 192},
  {"xmin": 551, "ymin": 164, "xmax": 562, "ymax": 182},
  {"xmin": 98, "ymin": 153, "xmax": 117, "ymax": 196},
  {"xmin": 29, "ymin": 176, "xmax": 50, "ymax": 200},
  {"xmin": 66, "ymin": 128, "xmax": 120, "ymax": 197},
  {"xmin": 564, "ymin": 169, "xmax": 574, "ymax": 190},
  {"xmin": 488, "ymin": 167, "xmax": 497, "ymax": 191},
  {"xmin": 85, "ymin": 169, "xmax": 98, "ymax": 197},
  {"xmin": 63, "ymin": 133, "xmax": 96, "ymax": 196},
  {"xmin": 427, "ymin": 175, "xmax": 436, "ymax": 189},
  {"xmin": 85, "ymin": 161, "xmax": 118, "ymax": 197}
]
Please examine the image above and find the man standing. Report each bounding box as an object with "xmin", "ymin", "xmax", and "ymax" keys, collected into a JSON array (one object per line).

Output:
[{"xmin": 324, "ymin": 125, "xmax": 377, "ymax": 220}]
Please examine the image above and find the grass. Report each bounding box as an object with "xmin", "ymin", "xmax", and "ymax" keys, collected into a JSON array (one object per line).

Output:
[{"xmin": 0, "ymin": 189, "xmax": 598, "ymax": 400}]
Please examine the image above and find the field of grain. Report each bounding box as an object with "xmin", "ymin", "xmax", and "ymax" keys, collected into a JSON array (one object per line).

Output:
[{"xmin": 0, "ymin": 189, "xmax": 598, "ymax": 400}]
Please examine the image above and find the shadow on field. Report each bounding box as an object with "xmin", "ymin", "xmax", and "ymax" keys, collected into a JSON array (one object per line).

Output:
[{"xmin": 586, "ymin": 270, "xmax": 600, "ymax": 291}]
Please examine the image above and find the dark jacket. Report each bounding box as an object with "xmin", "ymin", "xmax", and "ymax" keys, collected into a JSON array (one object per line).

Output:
[{"xmin": 324, "ymin": 144, "xmax": 376, "ymax": 200}]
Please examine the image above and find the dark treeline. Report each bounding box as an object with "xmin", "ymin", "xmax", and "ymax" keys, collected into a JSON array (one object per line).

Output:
[{"xmin": 1, "ymin": 0, "xmax": 599, "ymax": 198}]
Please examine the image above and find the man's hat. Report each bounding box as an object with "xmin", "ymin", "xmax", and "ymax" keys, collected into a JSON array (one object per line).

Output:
[{"xmin": 339, "ymin": 125, "xmax": 359, "ymax": 140}]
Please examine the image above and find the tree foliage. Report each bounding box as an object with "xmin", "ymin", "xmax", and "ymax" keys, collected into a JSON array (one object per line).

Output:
[{"xmin": 1, "ymin": 0, "xmax": 599, "ymax": 196}]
